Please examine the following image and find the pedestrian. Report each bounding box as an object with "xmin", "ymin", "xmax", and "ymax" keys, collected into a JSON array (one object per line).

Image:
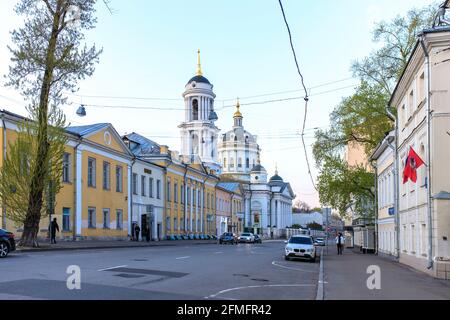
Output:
[
  {"xmin": 335, "ymin": 232, "xmax": 344, "ymax": 255},
  {"xmin": 50, "ymin": 218, "xmax": 59, "ymax": 244},
  {"xmin": 134, "ymin": 224, "xmax": 140, "ymax": 242},
  {"xmin": 145, "ymin": 226, "xmax": 151, "ymax": 242}
]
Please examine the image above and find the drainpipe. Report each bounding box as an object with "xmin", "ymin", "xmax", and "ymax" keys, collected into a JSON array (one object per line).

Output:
[
  {"xmin": 386, "ymin": 108, "xmax": 401, "ymax": 260},
  {"xmin": 370, "ymin": 160, "xmax": 378, "ymax": 255},
  {"xmin": 420, "ymin": 36, "xmax": 434, "ymax": 270},
  {"xmin": 72, "ymin": 137, "xmax": 82, "ymax": 241},
  {"xmin": 1, "ymin": 115, "xmax": 7, "ymax": 229}
]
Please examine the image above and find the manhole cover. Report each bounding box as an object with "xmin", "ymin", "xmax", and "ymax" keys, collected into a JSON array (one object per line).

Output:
[
  {"xmin": 251, "ymin": 278, "xmax": 269, "ymax": 282},
  {"xmin": 114, "ymin": 273, "xmax": 146, "ymax": 279}
]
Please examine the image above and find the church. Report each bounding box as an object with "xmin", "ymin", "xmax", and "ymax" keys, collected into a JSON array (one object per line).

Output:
[{"xmin": 178, "ymin": 51, "xmax": 295, "ymax": 237}]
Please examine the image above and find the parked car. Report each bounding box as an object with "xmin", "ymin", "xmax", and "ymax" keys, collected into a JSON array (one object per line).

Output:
[
  {"xmin": 254, "ymin": 234, "xmax": 262, "ymax": 244},
  {"xmin": 314, "ymin": 238, "xmax": 325, "ymax": 246},
  {"xmin": 238, "ymin": 232, "xmax": 255, "ymax": 243},
  {"xmin": 219, "ymin": 232, "xmax": 237, "ymax": 245},
  {"xmin": 284, "ymin": 235, "xmax": 317, "ymax": 263},
  {"xmin": 0, "ymin": 229, "xmax": 16, "ymax": 258}
]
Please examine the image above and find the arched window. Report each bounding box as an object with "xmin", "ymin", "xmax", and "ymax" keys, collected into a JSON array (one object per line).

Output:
[
  {"xmin": 192, "ymin": 99, "xmax": 199, "ymax": 120},
  {"xmin": 246, "ymin": 158, "xmax": 250, "ymax": 168}
]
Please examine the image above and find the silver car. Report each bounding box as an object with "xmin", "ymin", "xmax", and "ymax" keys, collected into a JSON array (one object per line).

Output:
[
  {"xmin": 285, "ymin": 235, "xmax": 317, "ymax": 262},
  {"xmin": 238, "ymin": 233, "xmax": 255, "ymax": 243}
]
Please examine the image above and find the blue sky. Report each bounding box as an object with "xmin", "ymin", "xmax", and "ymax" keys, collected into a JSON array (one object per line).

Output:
[{"xmin": 0, "ymin": 0, "xmax": 434, "ymax": 206}]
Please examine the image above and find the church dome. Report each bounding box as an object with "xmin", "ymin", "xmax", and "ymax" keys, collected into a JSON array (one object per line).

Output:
[
  {"xmin": 270, "ymin": 174, "xmax": 284, "ymax": 182},
  {"xmin": 251, "ymin": 164, "xmax": 266, "ymax": 173},
  {"xmin": 187, "ymin": 75, "xmax": 211, "ymax": 85}
]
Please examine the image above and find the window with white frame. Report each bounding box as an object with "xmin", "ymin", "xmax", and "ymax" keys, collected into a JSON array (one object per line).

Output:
[
  {"xmin": 103, "ymin": 161, "xmax": 111, "ymax": 190},
  {"xmin": 103, "ymin": 208, "xmax": 110, "ymax": 229},
  {"xmin": 116, "ymin": 209, "xmax": 123, "ymax": 230},
  {"xmin": 62, "ymin": 153, "xmax": 71, "ymax": 183},
  {"xmin": 88, "ymin": 207, "xmax": 96, "ymax": 229}
]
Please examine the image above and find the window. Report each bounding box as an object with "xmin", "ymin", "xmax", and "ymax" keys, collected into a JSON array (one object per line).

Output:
[
  {"xmin": 421, "ymin": 224, "xmax": 427, "ymax": 256},
  {"xmin": 88, "ymin": 158, "xmax": 96, "ymax": 188},
  {"xmin": 167, "ymin": 179, "xmax": 171, "ymax": 202},
  {"xmin": 116, "ymin": 166, "xmax": 123, "ymax": 193},
  {"xmin": 62, "ymin": 208, "xmax": 71, "ymax": 231},
  {"xmin": 62, "ymin": 153, "xmax": 71, "ymax": 183},
  {"xmin": 132, "ymin": 173, "xmax": 138, "ymax": 195},
  {"xmin": 166, "ymin": 216, "xmax": 171, "ymax": 231},
  {"xmin": 116, "ymin": 209, "xmax": 123, "ymax": 230},
  {"xmin": 246, "ymin": 158, "xmax": 250, "ymax": 169},
  {"xmin": 156, "ymin": 180, "xmax": 161, "ymax": 199},
  {"xmin": 181, "ymin": 184, "xmax": 185, "ymax": 204},
  {"xmin": 192, "ymin": 99, "xmax": 199, "ymax": 120},
  {"xmin": 174, "ymin": 183, "xmax": 178, "ymax": 203},
  {"xmin": 238, "ymin": 158, "xmax": 242, "ymax": 168},
  {"xmin": 141, "ymin": 175, "xmax": 146, "ymax": 196},
  {"xmin": 103, "ymin": 209, "xmax": 110, "ymax": 229},
  {"xmin": 193, "ymin": 188, "xmax": 196, "ymax": 206},
  {"xmin": 198, "ymin": 190, "xmax": 201, "ymax": 207},
  {"xmin": 88, "ymin": 207, "xmax": 96, "ymax": 229},
  {"xmin": 174, "ymin": 217, "xmax": 178, "ymax": 231},
  {"xmin": 149, "ymin": 178, "xmax": 154, "ymax": 198},
  {"xmin": 187, "ymin": 187, "xmax": 191, "ymax": 205},
  {"xmin": 207, "ymin": 193, "xmax": 210, "ymax": 209},
  {"xmin": 408, "ymin": 90, "xmax": 414, "ymax": 114},
  {"xmin": 103, "ymin": 162, "xmax": 111, "ymax": 190}
]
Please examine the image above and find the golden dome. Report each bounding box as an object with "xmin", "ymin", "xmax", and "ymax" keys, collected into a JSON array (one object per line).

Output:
[{"xmin": 234, "ymin": 99, "xmax": 242, "ymax": 118}]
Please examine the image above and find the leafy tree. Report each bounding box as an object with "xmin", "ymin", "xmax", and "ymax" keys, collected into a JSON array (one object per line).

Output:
[
  {"xmin": 313, "ymin": 4, "xmax": 438, "ymax": 219},
  {"xmin": 4, "ymin": 0, "xmax": 102, "ymax": 247},
  {"xmin": 306, "ymin": 222, "xmax": 323, "ymax": 231},
  {"xmin": 292, "ymin": 200, "xmax": 311, "ymax": 213}
]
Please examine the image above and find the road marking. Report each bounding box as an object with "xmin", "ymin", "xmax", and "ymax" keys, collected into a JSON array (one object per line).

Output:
[
  {"xmin": 205, "ymin": 284, "xmax": 315, "ymax": 299},
  {"xmin": 97, "ymin": 265, "xmax": 128, "ymax": 272},
  {"xmin": 271, "ymin": 261, "xmax": 316, "ymax": 273},
  {"xmin": 175, "ymin": 256, "xmax": 191, "ymax": 260}
]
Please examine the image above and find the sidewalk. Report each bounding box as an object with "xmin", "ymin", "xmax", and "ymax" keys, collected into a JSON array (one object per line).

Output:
[
  {"xmin": 323, "ymin": 247, "xmax": 450, "ymax": 300},
  {"xmin": 15, "ymin": 239, "xmax": 218, "ymax": 253}
]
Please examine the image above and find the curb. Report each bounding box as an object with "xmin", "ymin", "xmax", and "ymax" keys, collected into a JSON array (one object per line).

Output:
[{"xmin": 316, "ymin": 247, "xmax": 325, "ymax": 300}]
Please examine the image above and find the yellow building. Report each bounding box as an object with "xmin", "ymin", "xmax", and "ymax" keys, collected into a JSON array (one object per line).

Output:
[
  {"xmin": 129, "ymin": 134, "xmax": 219, "ymax": 238},
  {"xmin": 0, "ymin": 110, "xmax": 133, "ymax": 240}
]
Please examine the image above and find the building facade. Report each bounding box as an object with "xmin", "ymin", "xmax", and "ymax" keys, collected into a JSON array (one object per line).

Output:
[
  {"xmin": 390, "ymin": 25, "xmax": 450, "ymax": 279},
  {"xmin": 0, "ymin": 111, "xmax": 132, "ymax": 240},
  {"xmin": 370, "ymin": 131, "xmax": 397, "ymax": 257},
  {"xmin": 216, "ymin": 182, "xmax": 244, "ymax": 236}
]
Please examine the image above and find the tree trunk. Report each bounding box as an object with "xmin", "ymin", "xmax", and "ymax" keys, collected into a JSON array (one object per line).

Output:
[{"xmin": 20, "ymin": 1, "xmax": 63, "ymax": 248}]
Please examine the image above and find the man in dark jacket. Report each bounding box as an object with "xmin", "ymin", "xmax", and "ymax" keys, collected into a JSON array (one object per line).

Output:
[
  {"xmin": 134, "ymin": 224, "xmax": 141, "ymax": 242},
  {"xmin": 50, "ymin": 218, "xmax": 60, "ymax": 244}
]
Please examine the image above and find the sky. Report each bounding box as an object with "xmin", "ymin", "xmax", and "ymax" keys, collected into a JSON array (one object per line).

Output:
[{"xmin": 0, "ymin": 0, "xmax": 435, "ymax": 207}]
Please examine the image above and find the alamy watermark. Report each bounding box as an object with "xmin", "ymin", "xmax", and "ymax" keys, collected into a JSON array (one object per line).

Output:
[
  {"xmin": 366, "ymin": 265, "xmax": 381, "ymax": 290},
  {"xmin": 66, "ymin": 265, "xmax": 81, "ymax": 290}
]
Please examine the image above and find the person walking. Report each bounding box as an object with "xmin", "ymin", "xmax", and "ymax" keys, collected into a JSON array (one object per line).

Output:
[
  {"xmin": 145, "ymin": 226, "xmax": 151, "ymax": 242},
  {"xmin": 335, "ymin": 232, "xmax": 344, "ymax": 255},
  {"xmin": 50, "ymin": 218, "xmax": 60, "ymax": 244},
  {"xmin": 134, "ymin": 224, "xmax": 141, "ymax": 242}
]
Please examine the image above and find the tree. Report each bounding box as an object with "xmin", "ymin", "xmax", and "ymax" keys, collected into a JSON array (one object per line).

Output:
[
  {"xmin": 313, "ymin": 4, "xmax": 438, "ymax": 219},
  {"xmin": 5, "ymin": 0, "xmax": 102, "ymax": 247},
  {"xmin": 293, "ymin": 200, "xmax": 311, "ymax": 213},
  {"xmin": 306, "ymin": 222, "xmax": 323, "ymax": 231}
]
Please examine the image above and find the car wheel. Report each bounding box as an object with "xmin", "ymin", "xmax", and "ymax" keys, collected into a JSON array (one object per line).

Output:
[{"xmin": 0, "ymin": 242, "xmax": 9, "ymax": 258}]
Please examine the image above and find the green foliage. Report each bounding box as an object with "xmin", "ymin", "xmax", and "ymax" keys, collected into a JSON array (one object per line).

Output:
[
  {"xmin": 306, "ymin": 223, "xmax": 323, "ymax": 231},
  {"xmin": 313, "ymin": 3, "xmax": 438, "ymax": 220},
  {"xmin": 0, "ymin": 112, "xmax": 67, "ymax": 227}
]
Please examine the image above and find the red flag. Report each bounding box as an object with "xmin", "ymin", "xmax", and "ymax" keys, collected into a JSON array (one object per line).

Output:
[{"xmin": 403, "ymin": 147, "xmax": 425, "ymax": 184}]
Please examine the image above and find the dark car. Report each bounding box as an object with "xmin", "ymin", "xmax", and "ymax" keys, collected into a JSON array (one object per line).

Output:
[
  {"xmin": 0, "ymin": 229, "xmax": 16, "ymax": 258},
  {"xmin": 254, "ymin": 234, "xmax": 262, "ymax": 244},
  {"xmin": 219, "ymin": 232, "xmax": 237, "ymax": 245}
]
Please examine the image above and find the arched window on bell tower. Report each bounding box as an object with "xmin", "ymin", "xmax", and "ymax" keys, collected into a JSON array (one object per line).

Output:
[{"xmin": 192, "ymin": 99, "xmax": 199, "ymax": 121}]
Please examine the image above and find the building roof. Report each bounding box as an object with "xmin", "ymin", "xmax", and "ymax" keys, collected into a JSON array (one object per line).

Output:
[
  {"xmin": 187, "ymin": 75, "xmax": 211, "ymax": 85},
  {"xmin": 269, "ymin": 174, "xmax": 284, "ymax": 182},
  {"xmin": 66, "ymin": 123, "xmax": 110, "ymax": 137},
  {"xmin": 217, "ymin": 182, "xmax": 241, "ymax": 193},
  {"xmin": 369, "ymin": 130, "xmax": 395, "ymax": 161},
  {"xmin": 123, "ymin": 132, "xmax": 161, "ymax": 156},
  {"xmin": 251, "ymin": 164, "xmax": 266, "ymax": 173}
]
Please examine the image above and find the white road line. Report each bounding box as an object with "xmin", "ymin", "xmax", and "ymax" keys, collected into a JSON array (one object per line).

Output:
[
  {"xmin": 97, "ymin": 265, "xmax": 127, "ymax": 272},
  {"xmin": 176, "ymin": 256, "xmax": 191, "ymax": 260},
  {"xmin": 271, "ymin": 261, "xmax": 316, "ymax": 273},
  {"xmin": 205, "ymin": 284, "xmax": 315, "ymax": 299}
]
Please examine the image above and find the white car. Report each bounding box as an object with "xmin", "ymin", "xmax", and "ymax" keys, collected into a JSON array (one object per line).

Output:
[
  {"xmin": 284, "ymin": 235, "xmax": 317, "ymax": 262},
  {"xmin": 238, "ymin": 233, "xmax": 255, "ymax": 243}
]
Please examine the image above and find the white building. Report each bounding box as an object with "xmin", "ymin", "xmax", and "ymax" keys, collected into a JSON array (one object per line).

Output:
[
  {"xmin": 370, "ymin": 131, "xmax": 397, "ymax": 257},
  {"xmin": 179, "ymin": 50, "xmax": 221, "ymax": 175},
  {"xmin": 218, "ymin": 100, "xmax": 261, "ymax": 182},
  {"xmin": 123, "ymin": 133, "xmax": 165, "ymax": 241}
]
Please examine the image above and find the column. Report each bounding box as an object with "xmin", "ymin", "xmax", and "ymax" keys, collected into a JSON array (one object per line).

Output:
[
  {"xmin": 190, "ymin": 185, "xmax": 194, "ymax": 232},
  {"xmin": 184, "ymin": 183, "xmax": 188, "ymax": 232},
  {"xmin": 75, "ymin": 148, "xmax": 83, "ymax": 238}
]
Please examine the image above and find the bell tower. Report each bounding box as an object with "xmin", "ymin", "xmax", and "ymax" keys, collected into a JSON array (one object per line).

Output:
[{"xmin": 179, "ymin": 50, "xmax": 221, "ymax": 174}]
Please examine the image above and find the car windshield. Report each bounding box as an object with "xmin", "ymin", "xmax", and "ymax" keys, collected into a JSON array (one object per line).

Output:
[
  {"xmin": 289, "ymin": 237, "xmax": 313, "ymax": 245},
  {"xmin": 241, "ymin": 233, "xmax": 251, "ymax": 236}
]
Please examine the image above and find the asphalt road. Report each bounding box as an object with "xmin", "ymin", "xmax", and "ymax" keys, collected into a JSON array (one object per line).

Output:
[{"xmin": 0, "ymin": 241, "xmax": 320, "ymax": 300}]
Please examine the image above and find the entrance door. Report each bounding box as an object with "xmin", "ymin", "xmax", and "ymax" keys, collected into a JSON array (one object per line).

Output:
[{"xmin": 141, "ymin": 214, "xmax": 148, "ymax": 240}]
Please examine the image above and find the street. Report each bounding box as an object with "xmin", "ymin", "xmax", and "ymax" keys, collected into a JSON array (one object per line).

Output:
[{"xmin": 0, "ymin": 241, "xmax": 320, "ymax": 300}]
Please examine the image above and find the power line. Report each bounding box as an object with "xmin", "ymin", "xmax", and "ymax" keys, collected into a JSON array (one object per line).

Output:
[{"xmin": 278, "ymin": 0, "xmax": 318, "ymax": 192}]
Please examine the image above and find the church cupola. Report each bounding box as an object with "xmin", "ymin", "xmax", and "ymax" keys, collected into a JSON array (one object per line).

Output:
[{"xmin": 233, "ymin": 99, "xmax": 243, "ymax": 128}]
